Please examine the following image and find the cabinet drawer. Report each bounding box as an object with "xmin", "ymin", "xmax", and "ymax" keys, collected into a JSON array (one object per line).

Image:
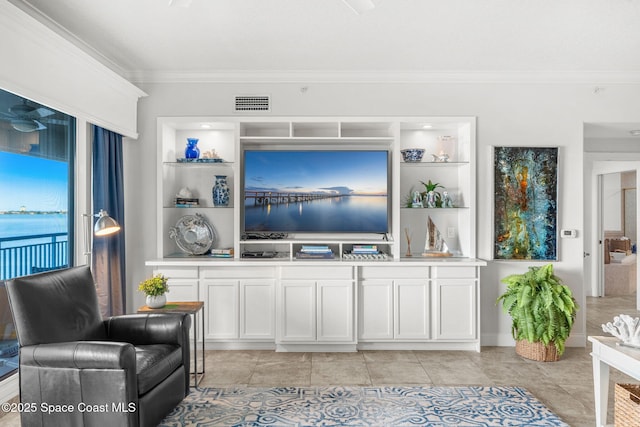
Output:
[
  {"xmin": 154, "ymin": 267, "xmax": 198, "ymax": 279},
  {"xmin": 201, "ymin": 266, "xmax": 276, "ymax": 279},
  {"xmin": 431, "ymin": 266, "xmax": 477, "ymax": 279},
  {"xmin": 280, "ymin": 266, "xmax": 353, "ymax": 280},
  {"xmin": 360, "ymin": 266, "xmax": 429, "ymax": 280}
]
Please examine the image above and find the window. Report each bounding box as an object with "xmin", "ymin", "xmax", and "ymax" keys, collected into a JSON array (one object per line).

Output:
[{"xmin": 0, "ymin": 88, "xmax": 75, "ymax": 380}]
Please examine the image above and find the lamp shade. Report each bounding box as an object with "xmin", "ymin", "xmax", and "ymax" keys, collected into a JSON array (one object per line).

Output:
[{"xmin": 94, "ymin": 210, "xmax": 121, "ymax": 236}]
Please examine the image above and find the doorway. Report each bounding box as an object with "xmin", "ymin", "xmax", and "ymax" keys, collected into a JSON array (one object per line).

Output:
[
  {"xmin": 591, "ymin": 162, "xmax": 640, "ymax": 310},
  {"xmin": 601, "ymin": 171, "xmax": 637, "ymax": 298}
]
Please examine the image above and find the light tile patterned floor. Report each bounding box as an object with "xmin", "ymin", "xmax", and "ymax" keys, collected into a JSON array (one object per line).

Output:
[{"xmin": 0, "ymin": 296, "xmax": 637, "ymax": 426}]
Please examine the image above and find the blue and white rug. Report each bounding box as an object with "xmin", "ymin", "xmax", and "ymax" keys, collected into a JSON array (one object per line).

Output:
[{"xmin": 160, "ymin": 386, "xmax": 567, "ymax": 426}]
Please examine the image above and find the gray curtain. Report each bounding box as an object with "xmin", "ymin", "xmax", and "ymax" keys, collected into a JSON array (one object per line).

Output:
[{"xmin": 92, "ymin": 125, "xmax": 125, "ymax": 317}]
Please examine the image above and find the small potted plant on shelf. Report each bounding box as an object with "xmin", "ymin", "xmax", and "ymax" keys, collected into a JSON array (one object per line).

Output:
[
  {"xmin": 496, "ymin": 263, "xmax": 578, "ymax": 362},
  {"xmin": 420, "ymin": 180, "xmax": 444, "ymax": 208},
  {"xmin": 138, "ymin": 274, "xmax": 169, "ymax": 308}
]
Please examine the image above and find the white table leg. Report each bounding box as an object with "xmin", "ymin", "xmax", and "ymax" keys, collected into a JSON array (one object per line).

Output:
[{"xmin": 592, "ymin": 356, "xmax": 610, "ymax": 427}]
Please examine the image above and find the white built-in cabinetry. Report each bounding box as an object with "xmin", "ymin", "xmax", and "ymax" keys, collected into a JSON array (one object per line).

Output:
[{"xmin": 147, "ymin": 117, "xmax": 486, "ymax": 352}]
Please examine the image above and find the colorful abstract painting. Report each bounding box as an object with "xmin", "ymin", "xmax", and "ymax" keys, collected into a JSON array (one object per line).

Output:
[{"xmin": 494, "ymin": 147, "xmax": 558, "ymax": 260}]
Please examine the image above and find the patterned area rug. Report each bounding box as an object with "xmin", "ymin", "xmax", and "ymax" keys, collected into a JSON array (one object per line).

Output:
[{"xmin": 160, "ymin": 386, "xmax": 568, "ymax": 426}]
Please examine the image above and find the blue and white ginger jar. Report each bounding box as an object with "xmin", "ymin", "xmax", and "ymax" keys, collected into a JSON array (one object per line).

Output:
[{"xmin": 212, "ymin": 175, "xmax": 230, "ymax": 207}]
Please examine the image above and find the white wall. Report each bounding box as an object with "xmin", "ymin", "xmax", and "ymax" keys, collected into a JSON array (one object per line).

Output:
[
  {"xmin": 128, "ymin": 80, "xmax": 640, "ymax": 347},
  {"xmin": 603, "ymin": 173, "xmax": 622, "ymax": 232}
]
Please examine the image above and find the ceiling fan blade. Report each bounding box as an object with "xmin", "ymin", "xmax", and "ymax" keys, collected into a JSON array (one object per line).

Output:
[
  {"xmin": 32, "ymin": 107, "xmax": 55, "ymax": 118},
  {"xmin": 0, "ymin": 112, "xmax": 15, "ymax": 119},
  {"xmin": 342, "ymin": 0, "xmax": 376, "ymax": 15},
  {"xmin": 33, "ymin": 120, "xmax": 47, "ymax": 130}
]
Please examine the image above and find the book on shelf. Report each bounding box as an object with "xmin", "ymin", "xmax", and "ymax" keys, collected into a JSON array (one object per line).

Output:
[
  {"xmin": 300, "ymin": 245, "xmax": 332, "ymax": 254},
  {"xmin": 209, "ymin": 248, "xmax": 234, "ymax": 257},
  {"xmin": 295, "ymin": 251, "xmax": 335, "ymax": 259},
  {"xmin": 174, "ymin": 197, "xmax": 199, "ymax": 207},
  {"xmin": 352, "ymin": 244, "xmax": 378, "ymax": 254}
]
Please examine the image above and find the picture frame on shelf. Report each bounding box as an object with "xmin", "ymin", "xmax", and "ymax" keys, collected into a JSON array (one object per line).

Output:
[{"xmin": 493, "ymin": 146, "xmax": 558, "ymax": 261}]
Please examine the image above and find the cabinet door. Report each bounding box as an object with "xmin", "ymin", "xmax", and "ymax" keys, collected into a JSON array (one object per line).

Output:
[
  {"xmin": 279, "ymin": 281, "xmax": 316, "ymax": 342},
  {"xmin": 359, "ymin": 280, "xmax": 393, "ymax": 340},
  {"xmin": 154, "ymin": 268, "xmax": 198, "ymax": 302},
  {"xmin": 434, "ymin": 279, "xmax": 476, "ymax": 340},
  {"xmin": 395, "ymin": 280, "xmax": 430, "ymax": 339},
  {"xmin": 202, "ymin": 280, "xmax": 238, "ymax": 340},
  {"xmin": 240, "ymin": 279, "xmax": 274, "ymax": 339},
  {"xmin": 317, "ymin": 280, "xmax": 354, "ymax": 342}
]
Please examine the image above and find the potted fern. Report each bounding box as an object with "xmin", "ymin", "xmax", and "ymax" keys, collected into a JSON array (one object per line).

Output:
[
  {"xmin": 138, "ymin": 274, "xmax": 169, "ymax": 308},
  {"xmin": 497, "ymin": 263, "xmax": 578, "ymax": 362}
]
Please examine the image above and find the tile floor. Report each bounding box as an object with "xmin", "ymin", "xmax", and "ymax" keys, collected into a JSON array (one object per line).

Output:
[{"xmin": 0, "ymin": 295, "xmax": 637, "ymax": 426}]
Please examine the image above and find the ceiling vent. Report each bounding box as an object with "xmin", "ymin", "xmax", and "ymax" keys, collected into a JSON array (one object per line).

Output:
[{"xmin": 234, "ymin": 95, "xmax": 270, "ymax": 113}]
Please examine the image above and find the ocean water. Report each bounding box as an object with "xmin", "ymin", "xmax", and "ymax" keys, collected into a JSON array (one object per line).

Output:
[
  {"xmin": 0, "ymin": 214, "xmax": 68, "ymax": 239},
  {"xmin": 0, "ymin": 214, "xmax": 69, "ymax": 280}
]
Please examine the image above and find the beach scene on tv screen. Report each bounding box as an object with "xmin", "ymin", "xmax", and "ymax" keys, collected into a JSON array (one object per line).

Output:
[{"xmin": 244, "ymin": 150, "xmax": 388, "ymax": 233}]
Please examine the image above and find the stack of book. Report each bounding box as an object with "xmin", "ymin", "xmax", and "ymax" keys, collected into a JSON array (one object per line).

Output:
[
  {"xmin": 175, "ymin": 197, "xmax": 199, "ymax": 208},
  {"xmin": 296, "ymin": 245, "xmax": 334, "ymax": 259},
  {"xmin": 210, "ymin": 248, "xmax": 234, "ymax": 258},
  {"xmin": 352, "ymin": 244, "xmax": 379, "ymax": 255}
]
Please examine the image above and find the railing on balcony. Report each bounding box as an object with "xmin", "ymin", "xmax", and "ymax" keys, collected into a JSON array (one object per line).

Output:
[{"xmin": 0, "ymin": 233, "xmax": 68, "ymax": 280}]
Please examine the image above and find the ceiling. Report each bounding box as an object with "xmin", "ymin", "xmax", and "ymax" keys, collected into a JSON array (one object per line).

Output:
[
  {"xmin": 9, "ymin": 0, "xmax": 640, "ymax": 84},
  {"xmin": 5, "ymin": 0, "xmax": 640, "ymax": 141}
]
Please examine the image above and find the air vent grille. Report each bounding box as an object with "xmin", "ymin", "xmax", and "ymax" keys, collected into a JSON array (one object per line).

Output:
[{"xmin": 235, "ymin": 95, "xmax": 270, "ymax": 113}]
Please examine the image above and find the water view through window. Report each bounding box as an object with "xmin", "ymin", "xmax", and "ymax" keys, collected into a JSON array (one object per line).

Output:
[{"xmin": 0, "ymin": 88, "xmax": 75, "ymax": 380}]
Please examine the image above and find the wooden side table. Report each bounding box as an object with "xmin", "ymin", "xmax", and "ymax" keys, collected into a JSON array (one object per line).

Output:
[{"xmin": 138, "ymin": 301, "xmax": 205, "ymax": 388}]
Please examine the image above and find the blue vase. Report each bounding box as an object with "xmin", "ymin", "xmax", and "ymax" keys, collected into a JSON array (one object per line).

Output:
[
  {"xmin": 212, "ymin": 175, "xmax": 230, "ymax": 207},
  {"xmin": 185, "ymin": 138, "xmax": 200, "ymax": 159}
]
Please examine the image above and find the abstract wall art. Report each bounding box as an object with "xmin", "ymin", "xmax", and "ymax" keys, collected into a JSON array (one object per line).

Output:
[{"xmin": 493, "ymin": 147, "xmax": 558, "ymax": 260}]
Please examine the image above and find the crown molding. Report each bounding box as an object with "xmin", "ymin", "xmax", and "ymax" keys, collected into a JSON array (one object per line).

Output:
[{"xmin": 126, "ymin": 69, "xmax": 640, "ymax": 85}]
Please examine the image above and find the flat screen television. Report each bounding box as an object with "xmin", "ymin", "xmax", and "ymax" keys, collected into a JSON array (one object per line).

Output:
[{"xmin": 242, "ymin": 150, "xmax": 389, "ymax": 234}]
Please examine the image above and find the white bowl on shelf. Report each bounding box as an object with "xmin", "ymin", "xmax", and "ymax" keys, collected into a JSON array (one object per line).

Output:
[{"xmin": 401, "ymin": 148, "xmax": 425, "ymax": 162}]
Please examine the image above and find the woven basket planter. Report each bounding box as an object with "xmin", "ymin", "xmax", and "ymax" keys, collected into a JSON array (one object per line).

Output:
[
  {"xmin": 515, "ymin": 339, "xmax": 559, "ymax": 362},
  {"xmin": 615, "ymin": 383, "xmax": 640, "ymax": 427}
]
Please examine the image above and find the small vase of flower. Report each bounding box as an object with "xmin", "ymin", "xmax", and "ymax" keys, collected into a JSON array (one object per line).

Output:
[{"xmin": 138, "ymin": 274, "xmax": 169, "ymax": 308}]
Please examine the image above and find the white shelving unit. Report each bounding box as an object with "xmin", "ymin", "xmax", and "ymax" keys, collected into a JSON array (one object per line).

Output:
[{"xmin": 150, "ymin": 116, "xmax": 484, "ymax": 352}]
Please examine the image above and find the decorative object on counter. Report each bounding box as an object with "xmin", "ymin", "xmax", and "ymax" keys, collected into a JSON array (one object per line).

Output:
[
  {"xmin": 431, "ymin": 153, "xmax": 449, "ymax": 162},
  {"xmin": 497, "ymin": 263, "xmax": 578, "ymax": 361},
  {"xmin": 400, "ymin": 148, "xmax": 425, "ymax": 163},
  {"xmin": 175, "ymin": 187, "xmax": 199, "ymax": 207},
  {"xmin": 442, "ymin": 191, "xmax": 453, "ymax": 208},
  {"xmin": 425, "ymin": 191, "xmax": 437, "ymax": 208},
  {"xmin": 177, "ymin": 187, "xmax": 193, "ymax": 198},
  {"xmin": 138, "ymin": 274, "xmax": 169, "ymax": 308},
  {"xmin": 169, "ymin": 213, "xmax": 215, "ymax": 255},
  {"xmin": 404, "ymin": 228, "xmax": 412, "ymax": 257},
  {"xmin": 420, "ymin": 180, "xmax": 444, "ymax": 208},
  {"xmin": 422, "ymin": 216, "xmax": 451, "ymax": 257},
  {"xmin": 411, "ymin": 190, "xmax": 423, "ymax": 208},
  {"xmin": 602, "ymin": 314, "xmax": 640, "ymax": 348},
  {"xmin": 177, "ymin": 157, "xmax": 224, "ymax": 163},
  {"xmin": 212, "ymin": 175, "xmax": 230, "ymax": 206},
  {"xmin": 201, "ymin": 148, "xmax": 222, "ymax": 160},
  {"xmin": 185, "ymin": 138, "xmax": 200, "ymax": 159},
  {"xmin": 494, "ymin": 146, "xmax": 558, "ymax": 260}
]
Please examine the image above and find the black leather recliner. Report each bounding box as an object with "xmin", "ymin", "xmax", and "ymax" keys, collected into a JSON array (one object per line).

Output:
[{"xmin": 5, "ymin": 265, "xmax": 191, "ymax": 427}]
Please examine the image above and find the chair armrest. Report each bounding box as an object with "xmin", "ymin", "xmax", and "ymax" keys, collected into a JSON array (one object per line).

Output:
[
  {"xmin": 105, "ymin": 313, "xmax": 191, "ymax": 347},
  {"xmin": 20, "ymin": 341, "xmax": 135, "ymax": 370}
]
